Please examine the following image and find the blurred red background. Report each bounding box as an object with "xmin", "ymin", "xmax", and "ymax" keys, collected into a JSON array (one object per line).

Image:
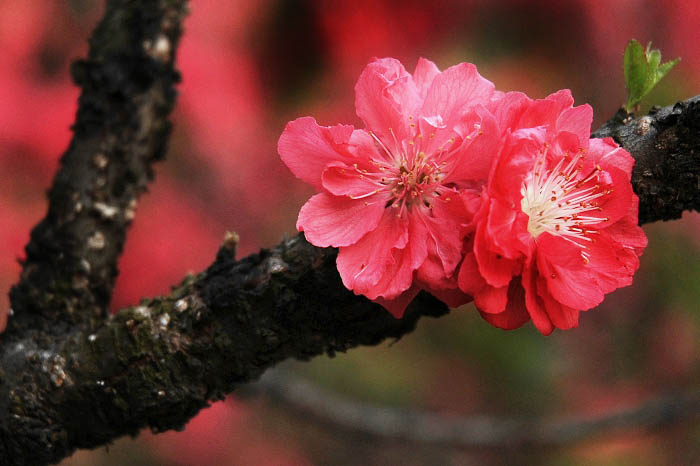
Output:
[{"xmin": 0, "ymin": 1, "xmax": 698, "ymax": 465}]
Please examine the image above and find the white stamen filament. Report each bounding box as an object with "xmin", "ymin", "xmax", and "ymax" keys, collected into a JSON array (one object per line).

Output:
[{"xmin": 521, "ymin": 148, "xmax": 609, "ymax": 259}]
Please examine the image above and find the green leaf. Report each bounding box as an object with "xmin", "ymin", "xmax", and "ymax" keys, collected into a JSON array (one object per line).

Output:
[{"xmin": 623, "ymin": 39, "xmax": 680, "ymax": 112}]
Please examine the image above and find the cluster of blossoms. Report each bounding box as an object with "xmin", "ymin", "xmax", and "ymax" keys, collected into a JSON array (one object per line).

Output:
[{"xmin": 278, "ymin": 58, "xmax": 647, "ymax": 334}]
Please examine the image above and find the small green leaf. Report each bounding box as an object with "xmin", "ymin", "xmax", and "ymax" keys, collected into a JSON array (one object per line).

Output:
[
  {"xmin": 623, "ymin": 39, "xmax": 680, "ymax": 112},
  {"xmin": 656, "ymin": 57, "xmax": 681, "ymax": 82},
  {"xmin": 624, "ymin": 39, "xmax": 647, "ymax": 111}
]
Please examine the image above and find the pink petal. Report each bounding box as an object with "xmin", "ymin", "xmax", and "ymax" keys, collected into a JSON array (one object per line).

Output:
[
  {"xmin": 484, "ymin": 198, "xmax": 531, "ymax": 259},
  {"xmin": 443, "ymin": 107, "xmax": 500, "ymax": 182},
  {"xmin": 367, "ymin": 246, "xmax": 416, "ymax": 300},
  {"xmin": 536, "ymin": 234, "xmax": 604, "ymax": 310},
  {"xmin": 420, "ymin": 212, "xmax": 463, "ymax": 276},
  {"xmin": 375, "ymin": 285, "xmax": 421, "ymax": 318},
  {"xmin": 354, "ymin": 58, "xmax": 420, "ymax": 148},
  {"xmin": 336, "ymin": 211, "xmax": 409, "ymax": 295},
  {"xmin": 422, "ymin": 62, "xmax": 495, "ymax": 130},
  {"xmin": 479, "ymin": 279, "xmax": 530, "ymax": 330},
  {"xmin": 278, "ymin": 117, "xmax": 356, "ymax": 190},
  {"xmin": 604, "ymin": 206, "xmax": 648, "ymax": 252},
  {"xmin": 555, "ymin": 103, "xmax": 593, "ymax": 148},
  {"xmin": 413, "ymin": 58, "xmax": 441, "ymax": 99},
  {"xmin": 517, "ymin": 89, "xmax": 573, "ymax": 131},
  {"xmin": 297, "ymin": 193, "xmax": 384, "ymax": 247},
  {"xmin": 473, "ymin": 202, "xmax": 522, "ymax": 288},
  {"xmin": 458, "ymin": 250, "xmax": 486, "ymax": 295},
  {"xmin": 522, "ymin": 266, "xmax": 554, "ymax": 335},
  {"xmin": 595, "ymin": 138, "xmax": 635, "ymax": 176},
  {"xmin": 590, "ymin": 166, "xmax": 635, "ymax": 229},
  {"xmin": 424, "ymin": 285, "xmax": 472, "ymax": 308},
  {"xmin": 488, "ymin": 133, "xmax": 540, "ymax": 205},
  {"xmin": 585, "ymin": 231, "xmax": 640, "ymax": 293},
  {"xmin": 474, "ymin": 283, "xmax": 508, "ymax": 314},
  {"xmin": 487, "ymin": 91, "xmax": 531, "ymax": 131},
  {"xmin": 536, "ymin": 276, "xmax": 580, "ymax": 330},
  {"xmin": 321, "ymin": 162, "xmax": 386, "ymax": 198}
]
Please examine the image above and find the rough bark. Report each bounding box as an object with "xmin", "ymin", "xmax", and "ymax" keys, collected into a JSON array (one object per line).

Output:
[
  {"xmin": 0, "ymin": 0, "xmax": 698, "ymax": 464},
  {"xmin": 8, "ymin": 0, "xmax": 186, "ymax": 336},
  {"xmin": 593, "ymin": 96, "xmax": 700, "ymax": 224}
]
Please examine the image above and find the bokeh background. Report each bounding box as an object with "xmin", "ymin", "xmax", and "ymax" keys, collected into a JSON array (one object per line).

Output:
[{"xmin": 1, "ymin": 0, "xmax": 699, "ymax": 465}]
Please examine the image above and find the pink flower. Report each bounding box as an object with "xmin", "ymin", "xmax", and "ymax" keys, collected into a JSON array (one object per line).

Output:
[
  {"xmin": 458, "ymin": 90, "xmax": 647, "ymax": 334},
  {"xmin": 279, "ymin": 57, "xmax": 501, "ymax": 316}
]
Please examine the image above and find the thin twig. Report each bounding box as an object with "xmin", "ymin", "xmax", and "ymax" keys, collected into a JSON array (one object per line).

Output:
[{"xmin": 247, "ymin": 370, "xmax": 700, "ymax": 449}]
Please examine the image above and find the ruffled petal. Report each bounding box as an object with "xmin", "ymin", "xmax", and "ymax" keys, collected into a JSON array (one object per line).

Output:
[
  {"xmin": 278, "ymin": 117, "xmax": 356, "ymax": 190},
  {"xmin": 336, "ymin": 211, "xmax": 409, "ymax": 295},
  {"xmin": 536, "ymin": 234, "xmax": 604, "ymax": 310},
  {"xmin": 522, "ymin": 265, "xmax": 554, "ymax": 335},
  {"xmin": 594, "ymin": 138, "xmax": 635, "ymax": 176},
  {"xmin": 479, "ymin": 278, "xmax": 530, "ymax": 330},
  {"xmin": 365, "ymin": 246, "xmax": 416, "ymax": 300},
  {"xmin": 488, "ymin": 132, "xmax": 540, "ymax": 204},
  {"xmin": 443, "ymin": 107, "xmax": 500, "ymax": 182},
  {"xmin": 375, "ymin": 285, "xmax": 421, "ymax": 318},
  {"xmin": 420, "ymin": 212, "xmax": 463, "ymax": 276},
  {"xmin": 413, "ymin": 57, "xmax": 441, "ymax": 99},
  {"xmin": 422, "ymin": 62, "xmax": 495, "ymax": 130},
  {"xmin": 536, "ymin": 275, "xmax": 580, "ymax": 330},
  {"xmin": 474, "ymin": 283, "xmax": 509, "ymax": 314},
  {"xmin": 321, "ymin": 162, "xmax": 386, "ymax": 199},
  {"xmin": 555, "ymin": 104, "xmax": 593, "ymax": 148},
  {"xmin": 486, "ymin": 91, "xmax": 531, "ymax": 131},
  {"xmin": 424, "ymin": 285, "xmax": 472, "ymax": 308},
  {"xmin": 589, "ymin": 166, "xmax": 635, "ymax": 229},
  {"xmin": 354, "ymin": 58, "xmax": 420, "ymax": 149},
  {"xmin": 297, "ymin": 193, "xmax": 384, "ymax": 247},
  {"xmin": 473, "ymin": 202, "xmax": 522, "ymax": 287}
]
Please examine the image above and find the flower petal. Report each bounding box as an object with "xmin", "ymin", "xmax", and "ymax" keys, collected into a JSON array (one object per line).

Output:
[
  {"xmin": 354, "ymin": 57, "xmax": 420, "ymax": 148},
  {"xmin": 443, "ymin": 107, "xmax": 500, "ymax": 182},
  {"xmin": 375, "ymin": 285, "xmax": 421, "ymax": 318},
  {"xmin": 424, "ymin": 285, "xmax": 472, "ymax": 308},
  {"xmin": 458, "ymin": 251, "xmax": 485, "ymax": 295},
  {"xmin": 278, "ymin": 117, "xmax": 356, "ymax": 190},
  {"xmin": 536, "ymin": 275, "xmax": 580, "ymax": 330},
  {"xmin": 297, "ymin": 193, "xmax": 384, "ymax": 247},
  {"xmin": 413, "ymin": 57, "xmax": 441, "ymax": 99},
  {"xmin": 536, "ymin": 234, "xmax": 604, "ymax": 310},
  {"xmin": 321, "ymin": 162, "xmax": 386, "ymax": 199},
  {"xmin": 474, "ymin": 283, "xmax": 509, "ymax": 314},
  {"xmin": 336, "ymin": 211, "xmax": 409, "ymax": 295},
  {"xmin": 422, "ymin": 62, "xmax": 495, "ymax": 130},
  {"xmin": 555, "ymin": 104, "xmax": 593, "ymax": 148},
  {"xmin": 522, "ymin": 266, "xmax": 554, "ymax": 335},
  {"xmin": 479, "ymin": 278, "xmax": 530, "ymax": 330}
]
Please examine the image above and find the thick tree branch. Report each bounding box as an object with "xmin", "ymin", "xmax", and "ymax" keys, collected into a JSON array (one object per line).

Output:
[
  {"xmin": 0, "ymin": 0, "xmax": 698, "ymax": 462},
  {"xmin": 593, "ymin": 96, "xmax": 700, "ymax": 224},
  {"xmin": 247, "ymin": 370, "xmax": 700, "ymax": 449},
  {"xmin": 8, "ymin": 0, "xmax": 186, "ymax": 335}
]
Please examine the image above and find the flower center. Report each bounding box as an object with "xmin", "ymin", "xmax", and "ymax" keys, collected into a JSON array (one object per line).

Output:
[
  {"xmin": 367, "ymin": 129, "xmax": 451, "ymax": 216},
  {"xmin": 388, "ymin": 152, "xmax": 443, "ymax": 208},
  {"xmin": 520, "ymin": 148, "xmax": 610, "ymax": 258}
]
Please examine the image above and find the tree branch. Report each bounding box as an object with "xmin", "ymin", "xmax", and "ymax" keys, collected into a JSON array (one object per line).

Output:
[
  {"xmin": 0, "ymin": 0, "xmax": 698, "ymax": 462},
  {"xmin": 8, "ymin": 0, "xmax": 186, "ymax": 335},
  {"xmin": 246, "ymin": 370, "xmax": 700, "ymax": 449},
  {"xmin": 593, "ymin": 97, "xmax": 700, "ymax": 224}
]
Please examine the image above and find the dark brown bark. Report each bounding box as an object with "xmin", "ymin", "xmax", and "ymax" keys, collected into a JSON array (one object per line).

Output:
[
  {"xmin": 0, "ymin": 1, "xmax": 698, "ymax": 465},
  {"xmin": 8, "ymin": 0, "xmax": 186, "ymax": 335},
  {"xmin": 593, "ymin": 97, "xmax": 700, "ymax": 224}
]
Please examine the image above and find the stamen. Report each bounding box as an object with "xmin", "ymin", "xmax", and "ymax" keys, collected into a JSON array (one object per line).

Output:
[{"xmin": 521, "ymin": 148, "xmax": 611, "ymax": 250}]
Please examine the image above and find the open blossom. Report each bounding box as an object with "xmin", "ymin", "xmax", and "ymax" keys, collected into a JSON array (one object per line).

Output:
[
  {"xmin": 278, "ymin": 57, "xmax": 501, "ymax": 316},
  {"xmin": 458, "ymin": 90, "xmax": 647, "ymax": 334}
]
